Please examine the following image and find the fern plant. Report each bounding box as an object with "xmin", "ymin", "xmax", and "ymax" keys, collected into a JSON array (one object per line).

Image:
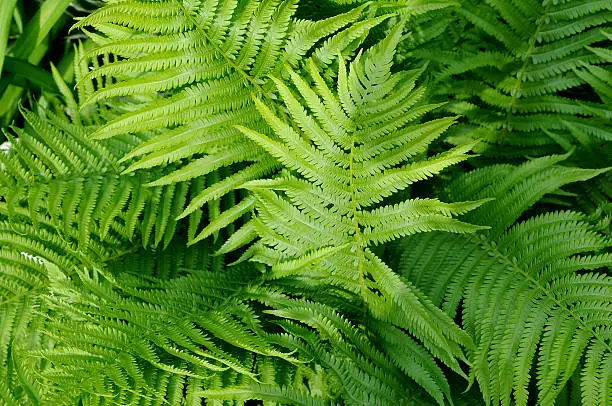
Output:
[
  {"xmin": 0, "ymin": 96, "xmax": 206, "ymax": 405},
  {"xmin": 1, "ymin": 0, "xmax": 611, "ymax": 405},
  {"xmin": 396, "ymin": 0, "xmax": 612, "ymax": 242},
  {"xmin": 228, "ymin": 24, "xmax": 493, "ymax": 404}
]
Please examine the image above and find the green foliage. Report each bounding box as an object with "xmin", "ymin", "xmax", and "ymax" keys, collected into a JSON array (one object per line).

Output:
[
  {"xmin": 0, "ymin": 0, "xmax": 610, "ymax": 405},
  {"xmin": 72, "ymin": 0, "xmax": 402, "ymax": 242},
  {"xmin": 233, "ymin": 26, "xmax": 489, "ymax": 403},
  {"xmin": 398, "ymin": 154, "xmax": 610, "ymax": 405},
  {"xmin": 0, "ymin": 0, "xmax": 18, "ymax": 77},
  {"xmin": 407, "ymin": 0, "xmax": 612, "ymax": 158},
  {"xmin": 0, "ymin": 0, "xmax": 90, "ymax": 127}
]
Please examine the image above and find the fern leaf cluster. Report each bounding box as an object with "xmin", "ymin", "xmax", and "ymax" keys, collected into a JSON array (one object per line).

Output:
[
  {"xmin": 231, "ymin": 26, "xmax": 488, "ymax": 402},
  {"xmin": 72, "ymin": 0, "xmax": 401, "ymax": 241},
  {"xmin": 413, "ymin": 0, "xmax": 612, "ymax": 156},
  {"xmin": 0, "ymin": 0, "xmax": 610, "ymax": 405}
]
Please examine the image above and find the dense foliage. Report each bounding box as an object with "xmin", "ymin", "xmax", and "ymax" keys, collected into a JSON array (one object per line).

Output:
[{"xmin": 0, "ymin": 0, "xmax": 610, "ymax": 405}]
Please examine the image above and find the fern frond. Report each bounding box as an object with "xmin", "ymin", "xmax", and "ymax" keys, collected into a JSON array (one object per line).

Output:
[
  {"xmin": 38, "ymin": 247, "xmax": 429, "ymax": 405},
  {"xmin": 398, "ymin": 155, "xmax": 611, "ymax": 406},
  {"xmin": 0, "ymin": 102, "xmax": 213, "ymax": 403},
  {"xmin": 38, "ymin": 262, "xmax": 291, "ymax": 403},
  {"xmin": 4, "ymin": 1, "xmax": 610, "ymax": 404},
  {"xmin": 578, "ymin": 31, "xmax": 612, "ymax": 105},
  {"xmin": 258, "ymin": 292, "xmax": 432, "ymax": 405},
  {"xmin": 412, "ymin": 0, "xmax": 612, "ymax": 159},
  {"xmin": 0, "ymin": 108, "xmax": 208, "ymax": 250},
  {"xmin": 226, "ymin": 26, "xmax": 491, "ymax": 403}
]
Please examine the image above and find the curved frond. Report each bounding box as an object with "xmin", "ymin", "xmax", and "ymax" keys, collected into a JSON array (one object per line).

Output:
[
  {"xmin": 410, "ymin": 0, "xmax": 612, "ymax": 159},
  {"xmin": 0, "ymin": 109, "xmax": 201, "ymax": 250},
  {"xmin": 398, "ymin": 155, "xmax": 611, "ymax": 406}
]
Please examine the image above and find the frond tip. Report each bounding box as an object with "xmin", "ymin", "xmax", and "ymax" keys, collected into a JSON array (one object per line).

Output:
[{"xmin": 75, "ymin": 0, "xmax": 394, "ymax": 239}]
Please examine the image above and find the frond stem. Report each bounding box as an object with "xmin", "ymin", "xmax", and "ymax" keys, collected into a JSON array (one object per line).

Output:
[
  {"xmin": 348, "ymin": 134, "xmax": 366, "ymax": 297},
  {"xmin": 502, "ymin": 1, "xmax": 552, "ymax": 138}
]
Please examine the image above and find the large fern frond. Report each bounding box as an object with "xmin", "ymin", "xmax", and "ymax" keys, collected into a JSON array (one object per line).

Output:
[
  {"xmin": 397, "ymin": 154, "xmax": 611, "ymax": 406},
  {"xmin": 223, "ymin": 25, "xmax": 494, "ymax": 404}
]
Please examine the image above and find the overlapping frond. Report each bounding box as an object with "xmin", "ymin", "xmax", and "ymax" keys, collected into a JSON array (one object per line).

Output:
[
  {"xmin": 2, "ymin": 1, "xmax": 610, "ymax": 405},
  {"xmin": 74, "ymin": 0, "xmax": 398, "ymax": 240},
  {"xmin": 0, "ymin": 249, "xmax": 49, "ymax": 405},
  {"xmin": 256, "ymin": 288, "xmax": 456, "ymax": 405},
  {"xmin": 398, "ymin": 154, "xmax": 611, "ymax": 406},
  {"xmin": 0, "ymin": 103, "xmax": 206, "ymax": 403},
  {"xmin": 11, "ymin": 231, "xmax": 450, "ymax": 405},
  {"xmin": 38, "ymin": 261, "xmax": 303, "ymax": 404},
  {"xmin": 0, "ymin": 109, "xmax": 203, "ymax": 250},
  {"xmin": 411, "ymin": 0, "xmax": 612, "ymax": 158},
  {"xmin": 37, "ymin": 253, "xmax": 449, "ymax": 405}
]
